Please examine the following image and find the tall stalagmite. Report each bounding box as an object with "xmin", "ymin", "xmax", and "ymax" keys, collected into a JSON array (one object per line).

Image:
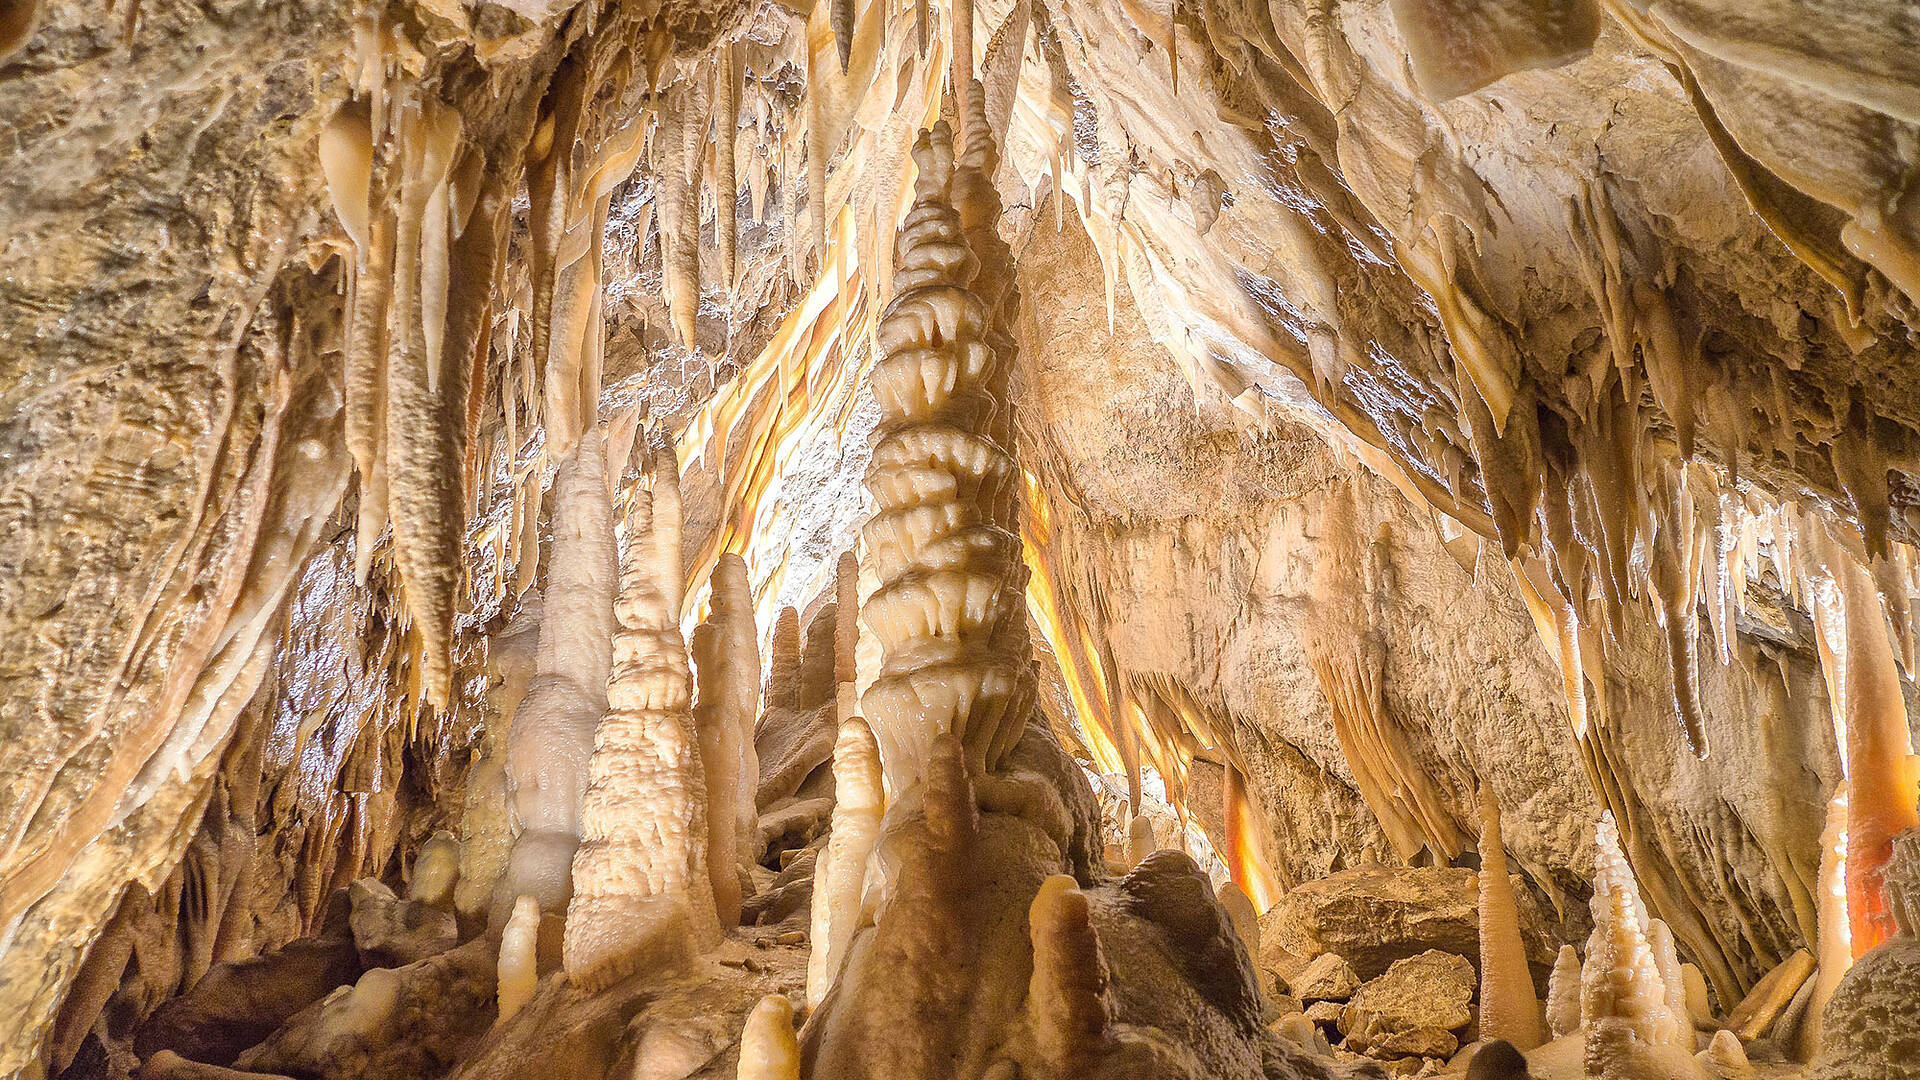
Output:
[
  {"xmin": 857, "ymin": 116, "xmax": 1031, "ymax": 789},
  {"xmin": 497, "ymin": 430, "xmax": 618, "ymax": 926},
  {"xmin": 564, "ymin": 437, "xmax": 717, "ymax": 986},
  {"xmin": 691, "ymin": 550, "xmax": 760, "ymax": 928},
  {"xmin": 1477, "ymin": 788, "xmax": 1544, "ymax": 1050}
]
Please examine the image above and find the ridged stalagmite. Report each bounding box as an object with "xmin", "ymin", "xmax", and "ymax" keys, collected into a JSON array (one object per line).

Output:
[
  {"xmin": 858, "ymin": 117, "xmax": 1031, "ymax": 791},
  {"xmin": 564, "ymin": 437, "xmax": 717, "ymax": 987}
]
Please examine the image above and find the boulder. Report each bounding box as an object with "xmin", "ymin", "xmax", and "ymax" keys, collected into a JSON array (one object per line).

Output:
[
  {"xmin": 1306, "ymin": 1001, "xmax": 1344, "ymax": 1025},
  {"xmin": 347, "ymin": 879, "xmax": 459, "ymax": 969},
  {"xmin": 1339, "ymin": 950, "xmax": 1475, "ymax": 1060},
  {"xmin": 1263, "ymin": 867, "xmax": 1553, "ymax": 979},
  {"xmin": 1290, "ymin": 953, "xmax": 1361, "ymax": 1002}
]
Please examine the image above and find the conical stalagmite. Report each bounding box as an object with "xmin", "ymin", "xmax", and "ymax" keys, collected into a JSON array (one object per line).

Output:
[
  {"xmin": 564, "ymin": 436, "xmax": 716, "ymax": 986},
  {"xmin": 1478, "ymin": 788, "xmax": 1545, "ymax": 1050}
]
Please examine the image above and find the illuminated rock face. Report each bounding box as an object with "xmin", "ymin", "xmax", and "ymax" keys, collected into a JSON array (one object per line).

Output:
[{"xmin": 4, "ymin": 0, "xmax": 1920, "ymax": 1076}]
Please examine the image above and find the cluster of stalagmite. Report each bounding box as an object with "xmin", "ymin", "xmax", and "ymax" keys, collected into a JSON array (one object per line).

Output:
[
  {"xmin": 565, "ymin": 437, "xmax": 718, "ymax": 985},
  {"xmin": 858, "ymin": 111, "xmax": 1031, "ymax": 789}
]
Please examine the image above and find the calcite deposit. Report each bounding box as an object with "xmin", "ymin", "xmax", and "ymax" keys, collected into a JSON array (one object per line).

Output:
[{"xmin": 3, "ymin": 0, "xmax": 1919, "ymax": 1078}]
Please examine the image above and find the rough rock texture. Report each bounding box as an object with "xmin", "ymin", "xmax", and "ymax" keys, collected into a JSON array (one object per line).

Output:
[
  {"xmin": 1809, "ymin": 937, "xmax": 1920, "ymax": 1080},
  {"xmin": 1338, "ymin": 950, "xmax": 1475, "ymax": 1060},
  {"xmin": 1291, "ymin": 953, "xmax": 1362, "ymax": 1003},
  {"xmin": 1265, "ymin": 867, "xmax": 1554, "ymax": 981},
  {"xmin": 6, "ymin": 0, "xmax": 1920, "ymax": 1073}
]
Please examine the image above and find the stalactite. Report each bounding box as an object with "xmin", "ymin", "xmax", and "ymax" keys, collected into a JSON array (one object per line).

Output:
[
  {"xmin": 1647, "ymin": 467, "xmax": 1708, "ymax": 757},
  {"xmin": 1478, "ymin": 788, "xmax": 1545, "ymax": 1050},
  {"xmin": 565, "ymin": 435, "xmax": 716, "ymax": 988},
  {"xmin": 385, "ymin": 98, "xmax": 468, "ymax": 709},
  {"xmin": 497, "ymin": 431, "xmax": 617, "ymax": 927},
  {"xmin": 859, "ymin": 120, "xmax": 1031, "ymax": 788},
  {"xmin": 1304, "ymin": 479, "xmax": 1463, "ymax": 862},
  {"xmin": 1806, "ymin": 516, "xmax": 1920, "ymax": 963},
  {"xmin": 715, "ymin": 49, "xmax": 740, "ymax": 292},
  {"xmin": 692, "ymin": 550, "xmax": 759, "ymax": 930},
  {"xmin": 662, "ymin": 84, "xmax": 705, "ymax": 353},
  {"xmin": 1801, "ymin": 783, "xmax": 1851, "ymax": 1060},
  {"xmin": 831, "ymin": 0, "xmax": 854, "ymax": 73},
  {"xmin": 806, "ymin": 716, "xmax": 884, "ymax": 1007},
  {"xmin": 526, "ymin": 60, "xmax": 589, "ymax": 446}
]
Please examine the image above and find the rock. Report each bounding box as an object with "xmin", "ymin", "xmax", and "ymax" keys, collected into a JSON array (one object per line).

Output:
[
  {"xmin": 1340, "ymin": 950, "xmax": 1475, "ymax": 1060},
  {"xmin": 1262, "ymin": 942, "xmax": 1312, "ymax": 994},
  {"xmin": 1268, "ymin": 868, "xmax": 1499, "ymax": 979},
  {"xmin": 1307, "ymin": 1001, "xmax": 1344, "ymax": 1025},
  {"xmin": 1291, "ymin": 952, "xmax": 1362, "ymax": 1001},
  {"xmin": 1810, "ymin": 937, "xmax": 1920, "ymax": 1080},
  {"xmin": 1272, "ymin": 992, "xmax": 1304, "ymax": 1017},
  {"xmin": 348, "ymin": 879, "xmax": 459, "ymax": 969}
]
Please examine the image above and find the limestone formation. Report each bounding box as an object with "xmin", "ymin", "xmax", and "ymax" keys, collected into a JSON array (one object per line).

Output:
[
  {"xmin": 565, "ymin": 435, "xmax": 718, "ymax": 986},
  {"xmin": 6, "ymin": 1, "xmax": 1920, "ymax": 1079}
]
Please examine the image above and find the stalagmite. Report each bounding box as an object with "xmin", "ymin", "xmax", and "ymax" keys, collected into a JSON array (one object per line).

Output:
[
  {"xmin": 1478, "ymin": 788, "xmax": 1545, "ymax": 1050},
  {"xmin": 738, "ymin": 995, "xmax": 801, "ymax": 1080},
  {"xmin": 692, "ymin": 550, "xmax": 759, "ymax": 929},
  {"xmin": 1809, "ymin": 529, "xmax": 1920, "ymax": 956},
  {"xmin": 565, "ymin": 436, "xmax": 717, "ymax": 987},
  {"xmin": 497, "ymin": 430, "xmax": 618, "ymax": 927},
  {"xmin": 495, "ymin": 894, "xmax": 540, "ymax": 1026},
  {"xmin": 833, "ymin": 550, "xmax": 859, "ymax": 728},
  {"xmin": 1126, "ymin": 812, "xmax": 1155, "ymax": 867},
  {"xmin": 1547, "ymin": 944, "xmax": 1582, "ymax": 1038},
  {"xmin": 1216, "ymin": 880, "xmax": 1259, "ymax": 955},
  {"xmin": 1027, "ymin": 874, "xmax": 1110, "ymax": 1070},
  {"xmin": 408, "ymin": 830, "xmax": 459, "ymax": 907},
  {"xmin": 806, "ymin": 716, "xmax": 884, "ymax": 1007},
  {"xmin": 858, "ymin": 121, "xmax": 1032, "ymax": 789},
  {"xmin": 1582, "ymin": 812, "xmax": 1701, "ymax": 1079},
  {"xmin": 1699, "ymin": 1029, "xmax": 1753, "ymax": 1080}
]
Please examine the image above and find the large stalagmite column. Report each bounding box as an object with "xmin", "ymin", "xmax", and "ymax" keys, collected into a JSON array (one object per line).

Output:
[
  {"xmin": 1476, "ymin": 788, "xmax": 1544, "ymax": 1050},
  {"xmin": 565, "ymin": 437, "xmax": 719, "ymax": 987},
  {"xmin": 692, "ymin": 550, "xmax": 761, "ymax": 928},
  {"xmin": 496, "ymin": 430, "xmax": 618, "ymax": 928},
  {"xmin": 858, "ymin": 113, "xmax": 1032, "ymax": 791}
]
